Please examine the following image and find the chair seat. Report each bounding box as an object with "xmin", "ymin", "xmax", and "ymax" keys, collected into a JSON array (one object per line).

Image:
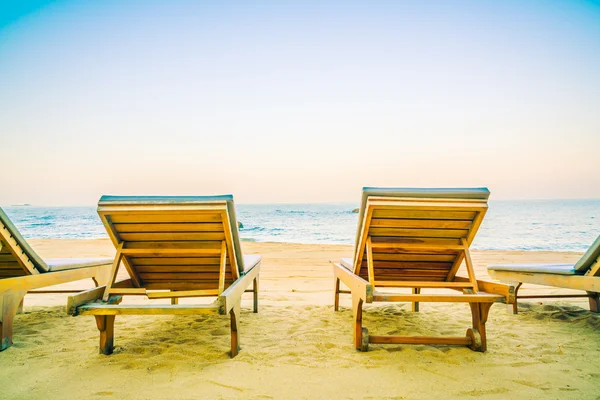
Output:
[
  {"xmin": 46, "ymin": 258, "xmax": 113, "ymax": 272},
  {"xmin": 488, "ymin": 263, "xmax": 580, "ymax": 276},
  {"xmin": 340, "ymin": 257, "xmax": 353, "ymax": 271},
  {"xmin": 242, "ymin": 255, "xmax": 262, "ymax": 273}
]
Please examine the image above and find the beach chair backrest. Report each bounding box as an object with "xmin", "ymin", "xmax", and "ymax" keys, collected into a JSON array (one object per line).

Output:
[
  {"xmin": 97, "ymin": 195, "xmax": 245, "ymax": 291},
  {"xmin": 574, "ymin": 234, "xmax": 600, "ymax": 274},
  {"xmin": 0, "ymin": 207, "xmax": 48, "ymax": 276},
  {"xmin": 352, "ymin": 188, "xmax": 490, "ymax": 282}
]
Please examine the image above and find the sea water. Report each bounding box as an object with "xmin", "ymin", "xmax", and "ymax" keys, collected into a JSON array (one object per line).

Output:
[{"xmin": 2, "ymin": 200, "xmax": 599, "ymax": 251}]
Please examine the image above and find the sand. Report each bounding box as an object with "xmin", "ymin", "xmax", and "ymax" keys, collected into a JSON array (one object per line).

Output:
[{"xmin": 2, "ymin": 239, "xmax": 599, "ymax": 399}]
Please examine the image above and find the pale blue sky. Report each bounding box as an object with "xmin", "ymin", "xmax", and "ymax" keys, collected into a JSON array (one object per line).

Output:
[{"xmin": 1, "ymin": 0, "xmax": 599, "ymax": 205}]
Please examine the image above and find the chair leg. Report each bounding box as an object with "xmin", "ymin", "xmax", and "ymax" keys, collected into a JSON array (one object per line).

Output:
[
  {"xmin": 352, "ymin": 295, "xmax": 368, "ymax": 351},
  {"xmin": 253, "ymin": 275, "xmax": 259, "ymax": 313},
  {"xmin": 469, "ymin": 302, "xmax": 493, "ymax": 352},
  {"xmin": 334, "ymin": 278, "xmax": 341, "ymax": 311},
  {"xmin": 95, "ymin": 315, "xmax": 115, "ymax": 355},
  {"xmin": 92, "ymin": 266, "xmax": 113, "ymax": 287},
  {"xmin": 513, "ymin": 283, "xmax": 523, "ymax": 314},
  {"xmin": 588, "ymin": 292, "xmax": 599, "ymax": 313},
  {"xmin": 229, "ymin": 304, "xmax": 241, "ymax": 357},
  {"xmin": 0, "ymin": 290, "xmax": 27, "ymax": 351},
  {"xmin": 17, "ymin": 297, "xmax": 24, "ymax": 314},
  {"xmin": 412, "ymin": 288, "xmax": 420, "ymax": 312}
]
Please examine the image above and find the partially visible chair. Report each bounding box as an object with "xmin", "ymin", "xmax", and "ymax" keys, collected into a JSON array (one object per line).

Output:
[
  {"xmin": 488, "ymin": 235, "xmax": 600, "ymax": 313},
  {"xmin": 0, "ymin": 207, "xmax": 112, "ymax": 350},
  {"xmin": 332, "ymin": 187, "xmax": 514, "ymax": 352},
  {"xmin": 68, "ymin": 195, "xmax": 261, "ymax": 357}
]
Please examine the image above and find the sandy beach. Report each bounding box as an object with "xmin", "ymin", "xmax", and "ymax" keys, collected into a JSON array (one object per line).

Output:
[{"xmin": 2, "ymin": 239, "xmax": 599, "ymax": 399}]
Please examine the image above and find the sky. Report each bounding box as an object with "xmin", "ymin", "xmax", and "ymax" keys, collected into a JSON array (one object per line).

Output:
[{"xmin": 0, "ymin": 0, "xmax": 599, "ymax": 205}]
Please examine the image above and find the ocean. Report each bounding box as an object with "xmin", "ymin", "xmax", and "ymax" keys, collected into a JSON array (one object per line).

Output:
[{"xmin": 2, "ymin": 200, "xmax": 599, "ymax": 252}]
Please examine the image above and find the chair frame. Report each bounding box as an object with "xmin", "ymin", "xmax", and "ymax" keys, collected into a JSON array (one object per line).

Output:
[
  {"xmin": 489, "ymin": 258, "xmax": 600, "ymax": 314},
  {"xmin": 333, "ymin": 195, "xmax": 514, "ymax": 352},
  {"xmin": 67, "ymin": 198, "xmax": 260, "ymax": 357},
  {"xmin": 0, "ymin": 215, "xmax": 111, "ymax": 350}
]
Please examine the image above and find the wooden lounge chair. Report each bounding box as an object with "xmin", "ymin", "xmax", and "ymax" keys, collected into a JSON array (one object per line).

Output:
[
  {"xmin": 0, "ymin": 207, "xmax": 112, "ymax": 350},
  {"xmin": 67, "ymin": 195, "xmax": 261, "ymax": 357},
  {"xmin": 332, "ymin": 188, "xmax": 514, "ymax": 352},
  {"xmin": 488, "ymin": 234, "xmax": 600, "ymax": 314}
]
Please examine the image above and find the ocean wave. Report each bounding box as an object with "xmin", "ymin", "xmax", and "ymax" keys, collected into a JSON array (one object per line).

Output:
[{"xmin": 3, "ymin": 200, "xmax": 599, "ymax": 251}]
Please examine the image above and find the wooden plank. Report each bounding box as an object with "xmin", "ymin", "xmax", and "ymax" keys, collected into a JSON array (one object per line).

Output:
[
  {"xmin": 137, "ymin": 265, "xmax": 227, "ymax": 279},
  {"xmin": 370, "ymin": 242, "xmax": 464, "ymax": 251},
  {"xmin": 454, "ymin": 276, "xmax": 514, "ymax": 302},
  {"xmin": 220, "ymin": 262, "xmax": 261, "ymax": 313},
  {"xmin": 0, "ymin": 264, "xmax": 110, "ymax": 292},
  {"xmin": 113, "ymin": 223, "xmax": 224, "ymax": 233},
  {"xmin": 0, "ymin": 259, "xmax": 20, "ymax": 267},
  {"xmin": 118, "ymin": 232, "xmax": 225, "ymax": 241},
  {"xmin": 147, "ymin": 289, "xmax": 220, "ymax": 299},
  {"xmin": 27, "ymin": 290, "xmax": 82, "ymax": 294},
  {"xmin": 77, "ymin": 303, "xmax": 221, "ymax": 315},
  {"xmin": 218, "ymin": 240, "xmax": 227, "ymax": 293},
  {"xmin": 489, "ymin": 269, "xmax": 600, "ymax": 292},
  {"xmin": 368, "ymin": 196, "xmax": 488, "ymax": 204},
  {"xmin": 98, "ymin": 205, "xmax": 226, "ymax": 214},
  {"xmin": 354, "ymin": 206, "xmax": 374, "ymax": 274},
  {"xmin": 446, "ymin": 251, "xmax": 466, "ymax": 282},
  {"xmin": 108, "ymin": 214, "xmax": 223, "ymax": 224},
  {"xmin": 0, "ymin": 221, "xmax": 37, "ymax": 275},
  {"xmin": 373, "ymin": 281, "xmax": 473, "ymax": 288},
  {"xmin": 364, "ymin": 269, "xmax": 450, "ymax": 277},
  {"xmin": 372, "ymin": 293, "xmax": 503, "ymax": 303},
  {"xmin": 99, "ymin": 211, "xmax": 120, "ymax": 248},
  {"xmin": 372, "ymin": 209, "xmax": 476, "ymax": 220},
  {"xmin": 369, "ymin": 335, "xmax": 471, "ymax": 345},
  {"xmin": 366, "ymin": 237, "xmax": 374, "ymax": 285},
  {"xmin": 466, "ymin": 209, "xmax": 487, "ymax": 245},
  {"xmin": 136, "ymin": 266, "xmax": 226, "ymax": 274},
  {"xmin": 144, "ymin": 279, "xmax": 232, "ymax": 290},
  {"xmin": 67, "ymin": 286, "xmax": 106, "ymax": 315},
  {"xmin": 107, "ymin": 288, "xmax": 147, "ymax": 295},
  {"xmin": 461, "ymin": 239, "xmax": 478, "ymax": 293},
  {"xmin": 124, "ymin": 241, "xmax": 222, "ymax": 249},
  {"xmin": 369, "ymin": 227, "xmax": 469, "ymax": 238},
  {"xmin": 102, "ymin": 244, "xmax": 124, "ymax": 301},
  {"xmin": 368, "ymin": 276, "xmax": 447, "ymax": 282},
  {"xmin": 0, "ymin": 261, "xmax": 23, "ymax": 268},
  {"xmin": 518, "ymin": 294, "xmax": 589, "ymax": 299},
  {"xmin": 370, "ymin": 218, "xmax": 472, "ymax": 229},
  {"xmin": 120, "ymin": 255, "xmax": 143, "ymax": 288},
  {"xmin": 220, "ymin": 210, "xmax": 239, "ymax": 280},
  {"xmin": 132, "ymin": 257, "xmax": 221, "ymax": 265},
  {"xmin": 332, "ymin": 262, "xmax": 373, "ymax": 303},
  {"xmin": 369, "ymin": 200, "xmax": 487, "ymax": 211},
  {"xmin": 371, "ymin": 253, "xmax": 456, "ymax": 262},
  {"xmin": 143, "ymin": 282, "xmax": 230, "ymax": 291},
  {"xmin": 139, "ymin": 272, "xmax": 224, "ymax": 280},
  {"xmin": 122, "ymin": 248, "xmax": 222, "ymax": 256},
  {"xmin": 0, "ymin": 271, "xmax": 28, "ymax": 278},
  {"xmin": 588, "ymin": 256, "xmax": 600, "ymax": 277},
  {"xmin": 357, "ymin": 260, "xmax": 454, "ymax": 270}
]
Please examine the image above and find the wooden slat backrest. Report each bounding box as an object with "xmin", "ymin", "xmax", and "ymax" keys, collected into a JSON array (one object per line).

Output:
[
  {"xmin": 0, "ymin": 207, "xmax": 46, "ymax": 277},
  {"xmin": 97, "ymin": 196, "xmax": 242, "ymax": 292},
  {"xmin": 575, "ymin": 234, "xmax": 600, "ymax": 274},
  {"xmin": 352, "ymin": 188, "xmax": 489, "ymax": 285}
]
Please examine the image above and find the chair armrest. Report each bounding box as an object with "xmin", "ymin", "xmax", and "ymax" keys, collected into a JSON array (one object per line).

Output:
[
  {"xmin": 332, "ymin": 262, "xmax": 373, "ymax": 303},
  {"xmin": 219, "ymin": 263, "xmax": 260, "ymax": 314},
  {"xmin": 454, "ymin": 276, "xmax": 515, "ymax": 304}
]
